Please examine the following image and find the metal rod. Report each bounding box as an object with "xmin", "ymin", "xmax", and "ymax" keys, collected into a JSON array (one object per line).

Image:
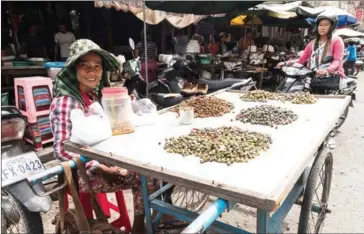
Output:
[
  {"xmin": 141, "ymin": 175, "xmax": 154, "ymax": 234},
  {"xmin": 28, "ymin": 156, "xmax": 89, "ymax": 185},
  {"xmin": 143, "ymin": 0, "xmax": 149, "ymax": 97},
  {"xmin": 182, "ymin": 198, "xmax": 228, "ymax": 234},
  {"xmin": 149, "ymin": 183, "xmax": 174, "ymax": 201}
]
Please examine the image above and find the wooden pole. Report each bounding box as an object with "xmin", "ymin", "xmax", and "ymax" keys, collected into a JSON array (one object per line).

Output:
[{"xmin": 8, "ymin": 2, "xmax": 20, "ymax": 59}]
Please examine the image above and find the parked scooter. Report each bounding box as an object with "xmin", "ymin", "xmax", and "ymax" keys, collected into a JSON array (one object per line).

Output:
[
  {"xmin": 276, "ymin": 55, "xmax": 357, "ymax": 129},
  {"xmin": 1, "ymin": 106, "xmax": 52, "ymax": 234},
  {"xmin": 123, "ymin": 38, "xmax": 256, "ymax": 110}
]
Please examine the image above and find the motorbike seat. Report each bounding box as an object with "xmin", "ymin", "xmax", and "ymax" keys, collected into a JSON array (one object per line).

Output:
[{"xmin": 197, "ymin": 78, "xmax": 250, "ymax": 91}]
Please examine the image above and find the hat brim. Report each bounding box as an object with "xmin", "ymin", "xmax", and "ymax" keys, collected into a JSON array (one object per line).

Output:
[{"xmin": 65, "ymin": 48, "xmax": 120, "ymax": 71}]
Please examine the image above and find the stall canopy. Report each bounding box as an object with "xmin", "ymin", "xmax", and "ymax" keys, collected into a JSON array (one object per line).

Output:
[
  {"xmin": 94, "ymin": 1, "xmax": 207, "ymax": 28},
  {"xmin": 334, "ymin": 28, "xmax": 364, "ymax": 38},
  {"xmin": 145, "ymin": 1, "xmax": 264, "ymax": 15},
  {"xmin": 230, "ymin": 1, "xmax": 311, "ymax": 28}
]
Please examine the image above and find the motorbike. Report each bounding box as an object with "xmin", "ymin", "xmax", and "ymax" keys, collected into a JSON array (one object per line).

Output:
[
  {"xmin": 354, "ymin": 56, "xmax": 364, "ymax": 76},
  {"xmin": 276, "ymin": 55, "xmax": 357, "ymax": 129},
  {"xmin": 1, "ymin": 106, "xmax": 53, "ymax": 234},
  {"xmin": 123, "ymin": 38, "xmax": 256, "ymax": 110}
]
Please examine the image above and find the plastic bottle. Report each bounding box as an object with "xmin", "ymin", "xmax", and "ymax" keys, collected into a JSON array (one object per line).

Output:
[{"xmin": 101, "ymin": 87, "xmax": 135, "ymax": 135}]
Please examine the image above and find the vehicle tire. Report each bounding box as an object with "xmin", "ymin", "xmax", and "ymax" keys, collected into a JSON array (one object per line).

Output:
[
  {"xmin": 1, "ymin": 191, "xmax": 44, "ymax": 234},
  {"xmin": 335, "ymin": 106, "xmax": 349, "ymax": 129},
  {"xmin": 298, "ymin": 149, "xmax": 333, "ymax": 234}
]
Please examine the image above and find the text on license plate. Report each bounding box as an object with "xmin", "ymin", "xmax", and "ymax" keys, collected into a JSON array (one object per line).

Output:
[{"xmin": 2, "ymin": 152, "xmax": 45, "ymax": 184}]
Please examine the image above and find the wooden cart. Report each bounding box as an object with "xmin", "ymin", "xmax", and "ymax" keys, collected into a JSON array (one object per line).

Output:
[{"xmin": 63, "ymin": 90, "xmax": 351, "ymax": 233}]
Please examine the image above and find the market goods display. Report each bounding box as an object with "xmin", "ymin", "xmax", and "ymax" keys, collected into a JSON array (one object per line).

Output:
[
  {"xmin": 236, "ymin": 105, "xmax": 298, "ymax": 127},
  {"xmin": 240, "ymin": 90, "xmax": 282, "ymax": 102},
  {"xmin": 240, "ymin": 90, "xmax": 317, "ymax": 104},
  {"xmin": 282, "ymin": 92, "xmax": 317, "ymax": 104},
  {"xmin": 171, "ymin": 96, "xmax": 233, "ymax": 118},
  {"xmin": 164, "ymin": 127, "xmax": 272, "ymax": 165}
]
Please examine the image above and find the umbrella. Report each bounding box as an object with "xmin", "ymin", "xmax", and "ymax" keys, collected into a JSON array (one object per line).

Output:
[
  {"xmin": 145, "ymin": 1, "xmax": 264, "ymax": 15},
  {"xmin": 230, "ymin": 11, "xmax": 298, "ymax": 26},
  {"xmin": 302, "ymin": 6, "xmax": 357, "ymax": 27}
]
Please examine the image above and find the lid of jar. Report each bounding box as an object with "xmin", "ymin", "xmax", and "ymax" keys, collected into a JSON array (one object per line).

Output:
[{"xmin": 102, "ymin": 87, "xmax": 128, "ymax": 96}]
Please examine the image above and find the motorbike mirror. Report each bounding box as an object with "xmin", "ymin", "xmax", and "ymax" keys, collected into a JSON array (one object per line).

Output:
[
  {"xmin": 322, "ymin": 56, "xmax": 333, "ymax": 64},
  {"xmin": 129, "ymin": 38, "xmax": 135, "ymax": 50}
]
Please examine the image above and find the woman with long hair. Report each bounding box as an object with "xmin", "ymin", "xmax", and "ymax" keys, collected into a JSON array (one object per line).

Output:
[{"xmin": 277, "ymin": 13, "xmax": 345, "ymax": 78}]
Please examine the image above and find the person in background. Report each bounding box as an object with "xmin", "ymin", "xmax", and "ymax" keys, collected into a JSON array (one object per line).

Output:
[
  {"xmin": 54, "ymin": 22, "xmax": 76, "ymax": 61},
  {"xmin": 345, "ymin": 41, "xmax": 357, "ymax": 75},
  {"xmin": 218, "ymin": 32, "xmax": 228, "ymax": 54},
  {"xmin": 174, "ymin": 29, "xmax": 189, "ymax": 54},
  {"xmin": 50, "ymin": 39, "xmax": 158, "ymax": 233},
  {"xmin": 207, "ymin": 34, "xmax": 219, "ymax": 55},
  {"xmin": 238, "ymin": 32, "xmax": 255, "ymax": 52},
  {"xmin": 23, "ymin": 23, "xmax": 47, "ymax": 58},
  {"xmin": 277, "ymin": 13, "xmax": 345, "ymax": 78},
  {"xmin": 135, "ymin": 29, "xmax": 158, "ymax": 83}
]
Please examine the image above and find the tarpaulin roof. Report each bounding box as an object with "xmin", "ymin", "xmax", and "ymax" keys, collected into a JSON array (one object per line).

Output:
[
  {"xmin": 145, "ymin": 1, "xmax": 264, "ymax": 15},
  {"xmin": 94, "ymin": 1, "xmax": 207, "ymax": 28}
]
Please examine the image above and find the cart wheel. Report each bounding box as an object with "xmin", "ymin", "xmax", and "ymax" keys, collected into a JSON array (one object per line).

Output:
[
  {"xmin": 298, "ymin": 149, "xmax": 333, "ymax": 234},
  {"xmin": 335, "ymin": 107, "xmax": 349, "ymax": 130},
  {"xmin": 171, "ymin": 186, "xmax": 209, "ymax": 212}
]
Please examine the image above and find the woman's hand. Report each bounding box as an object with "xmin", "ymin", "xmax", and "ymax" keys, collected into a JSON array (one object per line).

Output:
[
  {"xmin": 316, "ymin": 69, "xmax": 328, "ymax": 77},
  {"xmin": 99, "ymin": 164, "xmax": 128, "ymax": 176},
  {"xmin": 276, "ymin": 62, "xmax": 286, "ymax": 68},
  {"xmin": 130, "ymin": 93, "xmax": 136, "ymax": 101}
]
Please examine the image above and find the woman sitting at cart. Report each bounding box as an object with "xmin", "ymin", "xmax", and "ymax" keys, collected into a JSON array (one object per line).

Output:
[
  {"xmin": 49, "ymin": 39, "xmax": 157, "ymax": 233},
  {"xmin": 277, "ymin": 13, "xmax": 345, "ymax": 78}
]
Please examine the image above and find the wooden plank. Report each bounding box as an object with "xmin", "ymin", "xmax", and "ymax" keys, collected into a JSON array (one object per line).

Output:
[
  {"xmin": 64, "ymin": 92, "xmax": 351, "ymax": 212},
  {"xmin": 64, "ymin": 142, "xmax": 272, "ymax": 210}
]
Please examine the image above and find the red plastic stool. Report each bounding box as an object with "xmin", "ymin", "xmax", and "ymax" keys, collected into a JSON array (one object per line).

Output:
[{"xmin": 64, "ymin": 190, "xmax": 131, "ymax": 233}]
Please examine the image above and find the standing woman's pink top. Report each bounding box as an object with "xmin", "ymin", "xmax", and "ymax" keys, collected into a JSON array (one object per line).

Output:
[{"xmin": 296, "ymin": 36, "xmax": 346, "ymax": 77}]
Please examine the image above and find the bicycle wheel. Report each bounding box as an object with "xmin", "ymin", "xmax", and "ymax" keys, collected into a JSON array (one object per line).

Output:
[{"xmin": 298, "ymin": 149, "xmax": 333, "ymax": 233}]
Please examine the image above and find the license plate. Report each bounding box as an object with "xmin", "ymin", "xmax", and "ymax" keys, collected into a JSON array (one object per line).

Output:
[{"xmin": 1, "ymin": 152, "xmax": 45, "ymax": 185}]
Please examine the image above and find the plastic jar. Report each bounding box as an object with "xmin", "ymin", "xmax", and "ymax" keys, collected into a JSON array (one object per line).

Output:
[{"xmin": 101, "ymin": 87, "xmax": 135, "ymax": 135}]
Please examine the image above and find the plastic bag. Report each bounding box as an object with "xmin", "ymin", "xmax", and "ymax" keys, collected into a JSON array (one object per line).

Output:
[
  {"xmin": 70, "ymin": 102, "xmax": 112, "ymax": 146},
  {"xmin": 131, "ymin": 98, "xmax": 157, "ymax": 116},
  {"xmin": 131, "ymin": 99, "xmax": 158, "ymax": 126}
]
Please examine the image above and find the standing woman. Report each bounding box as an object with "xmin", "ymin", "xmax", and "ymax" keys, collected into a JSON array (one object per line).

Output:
[
  {"xmin": 277, "ymin": 13, "xmax": 345, "ymax": 78},
  {"xmin": 50, "ymin": 39, "xmax": 157, "ymax": 233},
  {"xmin": 135, "ymin": 29, "xmax": 158, "ymax": 83}
]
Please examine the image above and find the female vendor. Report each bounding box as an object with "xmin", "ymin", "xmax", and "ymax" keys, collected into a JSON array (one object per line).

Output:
[{"xmin": 50, "ymin": 39, "xmax": 156, "ymax": 233}]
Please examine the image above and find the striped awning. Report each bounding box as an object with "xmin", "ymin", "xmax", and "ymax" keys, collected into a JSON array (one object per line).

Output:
[{"xmin": 94, "ymin": 1, "xmax": 206, "ymax": 28}]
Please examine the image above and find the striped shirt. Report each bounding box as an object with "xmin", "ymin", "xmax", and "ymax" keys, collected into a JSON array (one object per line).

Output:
[
  {"xmin": 136, "ymin": 41, "xmax": 157, "ymax": 61},
  {"xmin": 49, "ymin": 95, "xmax": 100, "ymax": 174}
]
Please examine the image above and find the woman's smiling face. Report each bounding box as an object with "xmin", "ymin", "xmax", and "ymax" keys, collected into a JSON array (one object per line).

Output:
[{"xmin": 75, "ymin": 52, "xmax": 103, "ymax": 91}]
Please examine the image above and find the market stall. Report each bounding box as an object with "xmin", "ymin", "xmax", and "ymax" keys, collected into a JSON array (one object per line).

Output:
[{"xmin": 62, "ymin": 90, "xmax": 351, "ymax": 233}]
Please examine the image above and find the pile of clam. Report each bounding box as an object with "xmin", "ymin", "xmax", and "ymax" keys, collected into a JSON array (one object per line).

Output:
[
  {"xmin": 171, "ymin": 96, "xmax": 233, "ymax": 118},
  {"xmin": 240, "ymin": 90, "xmax": 317, "ymax": 105},
  {"xmin": 282, "ymin": 92, "xmax": 317, "ymax": 104},
  {"xmin": 236, "ymin": 105, "xmax": 298, "ymax": 127},
  {"xmin": 240, "ymin": 90, "xmax": 282, "ymax": 102},
  {"xmin": 164, "ymin": 127, "xmax": 272, "ymax": 165}
]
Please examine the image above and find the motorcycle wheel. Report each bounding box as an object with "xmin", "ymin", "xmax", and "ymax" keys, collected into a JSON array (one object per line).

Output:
[{"xmin": 1, "ymin": 190, "xmax": 43, "ymax": 234}]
